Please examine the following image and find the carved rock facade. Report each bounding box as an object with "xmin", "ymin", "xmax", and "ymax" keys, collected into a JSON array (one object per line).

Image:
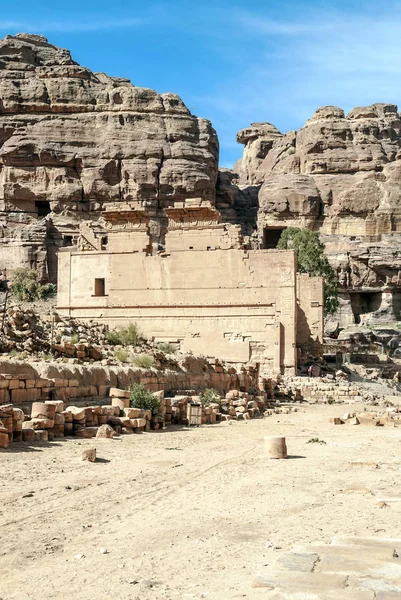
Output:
[{"xmin": 0, "ymin": 33, "xmax": 218, "ymax": 280}]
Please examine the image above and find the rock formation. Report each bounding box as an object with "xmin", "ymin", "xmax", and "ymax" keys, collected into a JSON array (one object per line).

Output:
[
  {"xmin": 226, "ymin": 104, "xmax": 401, "ymax": 327},
  {"xmin": 0, "ymin": 33, "xmax": 218, "ymax": 280}
]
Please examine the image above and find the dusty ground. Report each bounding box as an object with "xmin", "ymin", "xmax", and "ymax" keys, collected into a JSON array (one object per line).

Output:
[{"xmin": 1, "ymin": 404, "xmax": 400, "ymax": 600}]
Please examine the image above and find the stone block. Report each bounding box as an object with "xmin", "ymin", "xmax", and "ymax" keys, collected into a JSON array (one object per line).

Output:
[
  {"xmin": 123, "ymin": 407, "xmax": 141, "ymax": 418},
  {"xmin": 68, "ymin": 379, "xmax": 79, "ymax": 387},
  {"xmin": 82, "ymin": 447, "xmax": 96, "ymax": 462},
  {"xmin": 98, "ymin": 385, "xmax": 109, "ymax": 397},
  {"xmin": 31, "ymin": 402, "xmax": 56, "ymax": 420},
  {"xmin": 23, "ymin": 418, "xmax": 54, "ymax": 430},
  {"xmin": 96, "ymin": 424, "xmax": 115, "ymax": 438},
  {"xmin": 54, "ymin": 412, "xmax": 65, "ymax": 425},
  {"xmin": 8, "ymin": 379, "xmax": 20, "ymax": 390},
  {"xmin": 35, "ymin": 379, "xmax": 51, "ymax": 388},
  {"xmin": 110, "ymin": 388, "xmax": 130, "ymax": 399},
  {"xmin": 22, "ymin": 429, "xmax": 35, "ymax": 443},
  {"xmin": 45, "ymin": 400, "xmax": 65, "ymax": 413},
  {"xmin": 112, "ymin": 397, "xmax": 129, "ymax": 411},
  {"xmin": 65, "ymin": 406, "xmax": 85, "ymax": 420},
  {"xmin": 75, "ymin": 427, "xmax": 98, "ymax": 439},
  {"xmin": 11, "ymin": 389, "xmax": 27, "ymax": 403},
  {"xmin": 12, "ymin": 408, "xmax": 24, "ymax": 421},
  {"xmin": 34, "ymin": 430, "xmax": 49, "ymax": 442},
  {"xmin": 0, "ymin": 379, "xmax": 9, "ymax": 389},
  {"xmin": 0, "ymin": 431, "xmax": 9, "ymax": 448}
]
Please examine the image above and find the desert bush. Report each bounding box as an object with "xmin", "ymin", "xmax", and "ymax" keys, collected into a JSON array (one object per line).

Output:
[
  {"xmin": 116, "ymin": 349, "xmax": 130, "ymax": 363},
  {"xmin": 157, "ymin": 342, "xmax": 177, "ymax": 354},
  {"xmin": 71, "ymin": 333, "xmax": 79, "ymax": 344},
  {"xmin": 11, "ymin": 268, "xmax": 52, "ymax": 302},
  {"xmin": 106, "ymin": 323, "xmax": 142, "ymax": 346},
  {"xmin": 129, "ymin": 383, "xmax": 160, "ymax": 415},
  {"xmin": 132, "ymin": 354, "xmax": 155, "ymax": 369},
  {"xmin": 199, "ymin": 388, "xmax": 221, "ymax": 405}
]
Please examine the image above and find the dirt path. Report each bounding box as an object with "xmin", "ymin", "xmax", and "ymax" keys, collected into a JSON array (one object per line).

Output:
[{"xmin": 1, "ymin": 404, "xmax": 400, "ymax": 599}]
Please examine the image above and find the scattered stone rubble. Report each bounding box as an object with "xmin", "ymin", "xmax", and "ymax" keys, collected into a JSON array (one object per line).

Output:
[
  {"xmin": 331, "ymin": 408, "xmax": 401, "ymax": 427},
  {"xmin": 0, "ymin": 386, "xmax": 271, "ymax": 449},
  {"xmin": 281, "ymin": 376, "xmax": 381, "ymax": 405}
]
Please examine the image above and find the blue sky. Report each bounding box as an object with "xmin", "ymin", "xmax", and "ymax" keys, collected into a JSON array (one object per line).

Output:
[{"xmin": 1, "ymin": 0, "xmax": 401, "ymax": 167}]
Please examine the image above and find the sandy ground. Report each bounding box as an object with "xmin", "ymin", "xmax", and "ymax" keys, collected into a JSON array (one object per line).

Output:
[{"xmin": 1, "ymin": 403, "xmax": 400, "ymax": 600}]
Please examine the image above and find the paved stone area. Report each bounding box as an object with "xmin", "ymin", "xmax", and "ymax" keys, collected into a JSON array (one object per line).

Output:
[{"xmin": 252, "ymin": 536, "xmax": 401, "ymax": 598}]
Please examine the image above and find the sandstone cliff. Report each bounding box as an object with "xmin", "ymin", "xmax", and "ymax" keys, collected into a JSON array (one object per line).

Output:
[
  {"xmin": 0, "ymin": 33, "xmax": 218, "ymax": 279},
  {"xmin": 222, "ymin": 104, "xmax": 401, "ymax": 326}
]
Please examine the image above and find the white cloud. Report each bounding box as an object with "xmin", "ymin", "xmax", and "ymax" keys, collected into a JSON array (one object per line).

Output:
[{"xmin": 0, "ymin": 17, "xmax": 145, "ymax": 33}]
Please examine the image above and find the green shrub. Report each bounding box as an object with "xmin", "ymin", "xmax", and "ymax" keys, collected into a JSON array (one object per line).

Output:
[
  {"xmin": 10, "ymin": 268, "xmax": 57, "ymax": 302},
  {"xmin": 106, "ymin": 323, "xmax": 142, "ymax": 346},
  {"xmin": 71, "ymin": 333, "xmax": 79, "ymax": 344},
  {"xmin": 158, "ymin": 342, "xmax": 177, "ymax": 354},
  {"xmin": 41, "ymin": 283, "xmax": 57, "ymax": 299},
  {"xmin": 278, "ymin": 228, "xmax": 339, "ymax": 315},
  {"xmin": 106, "ymin": 330, "xmax": 121, "ymax": 345},
  {"xmin": 129, "ymin": 383, "xmax": 160, "ymax": 415},
  {"xmin": 199, "ymin": 388, "xmax": 221, "ymax": 405},
  {"xmin": 132, "ymin": 354, "xmax": 155, "ymax": 369},
  {"xmin": 306, "ymin": 438, "xmax": 326, "ymax": 444},
  {"xmin": 116, "ymin": 349, "xmax": 130, "ymax": 363}
]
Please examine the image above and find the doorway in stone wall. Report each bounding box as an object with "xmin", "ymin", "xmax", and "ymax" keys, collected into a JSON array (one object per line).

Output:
[{"xmin": 263, "ymin": 227, "xmax": 286, "ymax": 249}]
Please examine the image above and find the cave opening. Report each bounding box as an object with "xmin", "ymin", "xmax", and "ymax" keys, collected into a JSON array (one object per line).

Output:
[{"xmin": 263, "ymin": 227, "xmax": 286, "ymax": 249}]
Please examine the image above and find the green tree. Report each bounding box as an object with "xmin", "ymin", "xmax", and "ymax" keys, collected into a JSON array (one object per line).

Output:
[{"xmin": 277, "ymin": 228, "xmax": 339, "ymax": 315}]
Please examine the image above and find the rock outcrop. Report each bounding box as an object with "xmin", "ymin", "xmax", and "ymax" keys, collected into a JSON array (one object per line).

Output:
[
  {"xmin": 227, "ymin": 104, "xmax": 401, "ymax": 326},
  {"xmin": 0, "ymin": 33, "xmax": 218, "ymax": 280}
]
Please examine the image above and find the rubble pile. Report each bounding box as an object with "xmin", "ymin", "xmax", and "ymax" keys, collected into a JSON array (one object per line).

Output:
[
  {"xmin": 281, "ymin": 376, "xmax": 381, "ymax": 405},
  {"xmin": 164, "ymin": 389, "xmax": 269, "ymax": 426},
  {"xmin": 331, "ymin": 408, "xmax": 401, "ymax": 427},
  {"xmin": 0, "ymin": 387, "xmax": 270, "ymax": 449}
]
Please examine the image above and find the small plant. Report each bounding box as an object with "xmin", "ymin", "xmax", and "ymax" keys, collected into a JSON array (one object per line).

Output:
[
  {"xmin": 157, "ymin": 342, "xmax": 177, "ymax": 354},
  {"xmin": 306, "ymin": 438, "xmax": 326, "ymax": 444},
  {"xmin": 327, "ymin": 397, "xmax": 335, "ymax": 405},
  {"xmin": 199, "ymin": 388, "xmax": 221, "ymax": 405},
  {"xmin": 9, "ymin": 349, "xmax": 20, "ymax": 358},
  {"xmin": 41, "ymin": 282, "xmax": 57, "ymax": 299},
  {"xmin": 116, "ymin": 348, "xmax": 130, "ymax": 363},
  {"xmin": 106, "ymin": 323, "xmax": 142, "ymax": 347},
  {"xmin": 11, "ymin": 268, "xmax": 49, "ymax": 302},
  {"xmin": 39, "ymin": 352, "xmax": 53, "ymax": 361},
  {"xmin": 71, "ymin": 333, "xmax": 79, "ymax": 344},
  {"xmin": 106, "ymin": 330, "xmax": 121, "ymax": 345},
  {"xmin": 132, "ymin": 354, "xmax": 155, "ymax": 369},
  {"xmin": 129, "ymin": 383, "xmax": 160, "ymax": 415}
]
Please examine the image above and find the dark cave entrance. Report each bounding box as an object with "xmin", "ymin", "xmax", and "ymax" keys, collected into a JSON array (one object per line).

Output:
[{"xmin": 263, "ymin": 227, "xmax": 286, "ymax": 249}]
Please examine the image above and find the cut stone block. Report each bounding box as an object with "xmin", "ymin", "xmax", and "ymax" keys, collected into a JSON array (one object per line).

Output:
[
  {"xmin": 31, "ymin": 402, "xmax": 56, "ymax": 420},
  {"xmin": 34, "ymin": 429, "xmax": 49, "ymax": 442},
  {"xmin": 109, "ymin": 388, "xmax": 130, "ymax": 399},
  {"xmin": 74, "ymin": 427, "xmax": 98, "ymax": 439},
  {"xmin": 22, "ymin": 428, "xmax": 35, "ymax": 443},
  {"xmin": 82, "ymin": 447, "xmax": 96, "ymax": 462},
  {"xmin": 123, "ymin": 407, "xmax": 142, "ymax": 419},
  {"xmin": 111, "ymin": 397, "xmax": 129, "ymax": 410}
]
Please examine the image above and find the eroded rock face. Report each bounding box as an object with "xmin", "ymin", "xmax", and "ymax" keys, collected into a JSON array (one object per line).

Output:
[
  {"xmin": 0, "ymin": 33, "xmax": 218, "ymax": 279},
  {"xmin": 230, "ymin": 104, "xmax": 401, "ymax": 325}
]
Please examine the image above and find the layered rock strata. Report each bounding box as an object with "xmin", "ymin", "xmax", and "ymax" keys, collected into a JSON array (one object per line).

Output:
[
  {"xmin": 0, "ymin": 33, "xmax": 218, "ymax": 280},
  {"xmin": 226, "ymin": 104, "xmax": 401, "ymax": 326}
]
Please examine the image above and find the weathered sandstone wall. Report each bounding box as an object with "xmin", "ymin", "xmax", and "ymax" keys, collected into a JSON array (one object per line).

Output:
[
  {"xmin": 223, "ymin": 104, "xmax": 401, "ymax": 326},
  {"xmin": 0, "ymin": 33, "xmax": 218, "ymax": 280}
]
